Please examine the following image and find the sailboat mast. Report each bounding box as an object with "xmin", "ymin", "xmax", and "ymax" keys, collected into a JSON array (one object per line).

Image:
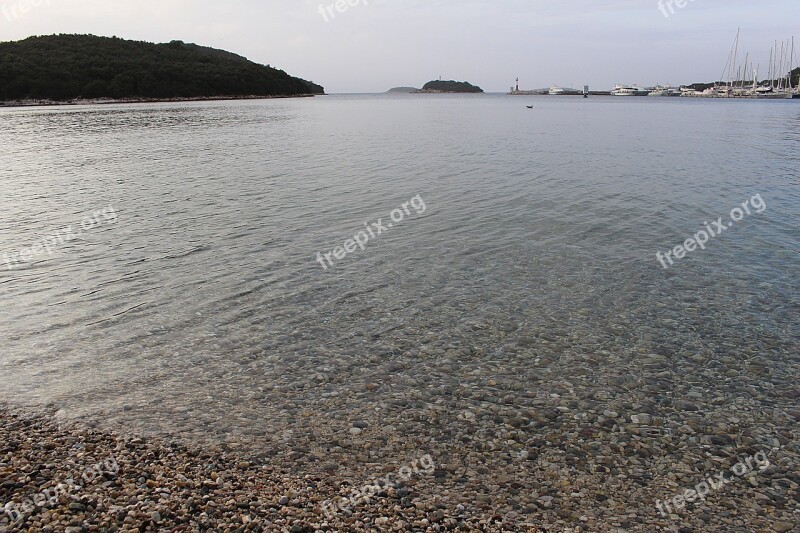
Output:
[
  {"xmin": 779, "ymin": 40, "xmax": 787, "ymax": 91},
  {"xmin": 791, "ymin": 37, "xmax": 795, "ymax": 91},
  {"xmin": 774, "ymin": 41, "xmax": 778, "ymax": 89},
  {"xmin": 720, "ymin": 50, "xmax": 732, "ymax": 86},
  {"xmin": 731, "ymin": 28, "xmax": 740, "ymax": 90},
  {"xmin": 768, "ymin": 47, "xmax": 773, "ymax": 89},
  {"xmin": 773, "ymin": 40, "xmax": 778, "ymax": 89},
  {"xmin": 742, "ymin": 53, "xmax": 749, "ymax": 88}
]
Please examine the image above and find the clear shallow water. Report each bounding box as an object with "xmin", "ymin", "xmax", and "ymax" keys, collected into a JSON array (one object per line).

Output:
[{"xmin": 0, "ymin": 95, "xmax": 798, "ymax": 470}]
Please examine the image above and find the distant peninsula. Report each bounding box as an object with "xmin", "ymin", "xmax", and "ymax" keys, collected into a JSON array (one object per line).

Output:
[
  {"xmin": 386, "ymin": 87, "xmax": 420, "ymax": 93},
  {"xmin": 0, "ymin": 34, "xmax": 324, "ymax": 105},
  {"xmin": 413, "ymin": 80, "xmax": 483, "ymax": 93}
]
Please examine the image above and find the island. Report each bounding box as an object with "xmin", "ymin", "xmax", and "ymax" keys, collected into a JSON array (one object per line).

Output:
[
  {"xmin": 0, "ymin": 34, "xmax": 324, "ymax": 105},
  {"xmin": 413, "ymin": 80, "xmax": 483, "ymax": 93},
  {"xmin": 386, "ymin": 87, "xmax": 420, "ymax": 93}
]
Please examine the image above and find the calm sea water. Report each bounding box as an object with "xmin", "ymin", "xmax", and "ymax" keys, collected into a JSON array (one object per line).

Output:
[{"xmin": 0, "ymin": 94, "xmax": 798, "ymax": 457}]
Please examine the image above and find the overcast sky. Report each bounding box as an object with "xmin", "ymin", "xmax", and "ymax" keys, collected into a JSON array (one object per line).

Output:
[{"xmin": 2, "ymin": 0, "xmax": 799, "ymax": 92}]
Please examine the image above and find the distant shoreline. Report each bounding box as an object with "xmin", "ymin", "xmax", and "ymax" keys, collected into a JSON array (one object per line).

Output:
[
  {"xmin": 410, "ymin": 90, "xmax": 485, "ymax": 94},
  {"xmin": 0, "ymin": 94, "xmax": 322, "ymax": 109}
]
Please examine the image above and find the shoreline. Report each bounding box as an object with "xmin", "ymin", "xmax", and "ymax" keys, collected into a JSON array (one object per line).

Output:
[
  {"xmin": 410, "ymin": 90, "xmax": 484, "ymax": 94},
  {"xmin": 0, "ymin": 404, "xmax": 515, "ymax": 532},
  {"xmin": 0, "ymin": 94, "xmax": 322, "ymax": 109},
  {"xmin": 2, "ymin": 396, "xmax": 796, "ymax": 532}
]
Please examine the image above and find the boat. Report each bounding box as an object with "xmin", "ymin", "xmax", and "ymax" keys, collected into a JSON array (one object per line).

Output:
[
  {"xmin": 749, "ymin": 85, "xmax": 785, "ymax": 98},
  {"xmin": 526, "ymin": 105, "xmax": 533, "ymax": 109},
  {"xmin": 648, "ymin": 85, "xmax": 681, "ymax": 97},
  {"xmin": 611, "ymin": 84, "xmax": 649, "ymax": 96},
  {"xmin": 548, "ymin": 85, "xmax": 565, "ymax": 95},
  {"xmin": 699, "ymin": 86, "xmax": 730, "ymax": 98}
]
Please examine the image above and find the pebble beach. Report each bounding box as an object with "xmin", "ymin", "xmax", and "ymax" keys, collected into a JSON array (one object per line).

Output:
[{"xmin": 2, "ymin": 358, "xmax": 797, "ymax": 533}]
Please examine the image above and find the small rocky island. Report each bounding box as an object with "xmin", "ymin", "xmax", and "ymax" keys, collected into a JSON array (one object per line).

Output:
[
  {"xmin": 413, "ymin": 80, "xmax": 483, "ymax": 93},
  {"xmin": 386, "ymin": 87, "xmax": 420, "ymax": 93}
]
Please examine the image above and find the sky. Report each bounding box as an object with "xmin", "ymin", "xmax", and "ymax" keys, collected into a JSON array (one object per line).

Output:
[{"xmin": 1, "ymin": 0, "xmax": 799, "ymax": 93}]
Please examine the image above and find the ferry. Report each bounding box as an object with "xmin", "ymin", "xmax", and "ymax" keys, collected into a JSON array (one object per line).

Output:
[{"xmin": 611, "ymin": 84, "xmax": 649, "ymax": 96}]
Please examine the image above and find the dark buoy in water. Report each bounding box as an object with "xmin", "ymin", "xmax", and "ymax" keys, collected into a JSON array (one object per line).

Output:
[{"xmin": 526, "ymin": 105, "xmax": 533, "ymax": 109}]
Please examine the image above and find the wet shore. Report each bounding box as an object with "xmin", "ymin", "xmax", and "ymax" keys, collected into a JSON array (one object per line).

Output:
[
  {"xmin": 0, "ymin": 405, "xmax": 524, "ymax": 532},
  {"xmin": 2, "ymin": 397, "xmax": 797, "ymax": 532}
]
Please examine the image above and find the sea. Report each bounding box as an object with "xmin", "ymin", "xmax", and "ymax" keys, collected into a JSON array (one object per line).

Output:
[{"xmin": 0, "ymin": 94, "xmax": 797, "ymax": 510}]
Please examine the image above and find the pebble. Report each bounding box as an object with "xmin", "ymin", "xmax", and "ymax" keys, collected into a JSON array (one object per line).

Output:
[{"xmin": 675, "ymin": 400, "xmax": 700, "ymax": 411}]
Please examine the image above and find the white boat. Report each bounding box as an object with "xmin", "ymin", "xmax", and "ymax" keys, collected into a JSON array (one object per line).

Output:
[
  {"xmin": 611, "ymin": 84, "xmax": 649, "ymax": 96},
  {"xmin": 700, "ymin": 86, "xmax": 729, "ymax": 97},
  {"xmin": 548, "ymin": 85, "xmax": 565, "ymax": 95},
  {"xmin": 648, "ymin": 85, "xmax": 681, "ymax": 96}
]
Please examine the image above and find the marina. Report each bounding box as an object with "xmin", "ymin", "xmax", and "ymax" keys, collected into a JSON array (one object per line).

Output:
[{"xmin": 508, "ymin": 31, "xmax": 799, "ymax": 100}]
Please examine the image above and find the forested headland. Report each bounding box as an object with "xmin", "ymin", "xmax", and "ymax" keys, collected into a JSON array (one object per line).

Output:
[{"xmin": 0, "ymin": 34, "xmax": 324, "ymax": 102}]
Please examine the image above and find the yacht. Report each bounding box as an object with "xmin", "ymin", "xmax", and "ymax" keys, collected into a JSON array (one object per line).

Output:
[
  {"xmin": 648, "ymin": 85, "xmax": 681, "ymax": 97},
  {"xmin": 699, "ymin": 86, "xmax": 728, "ymax": 98},
  {"xmin": 548, "ymin": 85, "xmax": 565, "ymax": 95},
  {"xmin": 611, "ymin": 84, "xmax": 649, "ymax": 96},
  {"xmin": 751, "ymin": 85, "xmax": 791, "ymax": 98}
]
